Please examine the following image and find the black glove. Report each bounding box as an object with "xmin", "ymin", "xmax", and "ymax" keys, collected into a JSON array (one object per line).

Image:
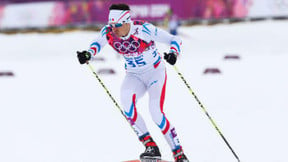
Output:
[
  {"xmin": 164, "ymin": 52, "xmax": 177, "ymax": 65},
  {"xmin": 77, "ymin": 51, "xmax": 91, "ymax": 64}
]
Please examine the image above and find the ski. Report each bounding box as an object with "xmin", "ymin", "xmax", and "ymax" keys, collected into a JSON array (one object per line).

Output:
[{"xmin": 123, "ymin": 159, "xmax": 171, "ymax": 162}]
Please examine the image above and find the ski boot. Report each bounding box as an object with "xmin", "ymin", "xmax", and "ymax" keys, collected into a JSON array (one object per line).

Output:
[
  {"xmin": 139, "ymin": 133, "xmax": 161, "ymax": 161},
  {"xmin": 140, "ymin": 145, "xmax": 161, "ymax": 161},
  {"xmin": 173, "ymin": 147, "xmax": 189, "ymax": 162}
]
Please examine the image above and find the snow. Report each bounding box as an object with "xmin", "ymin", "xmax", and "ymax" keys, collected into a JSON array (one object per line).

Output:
[{"xmin": 1, "ymin": 20, "xmax": 288, "ymax": 162}]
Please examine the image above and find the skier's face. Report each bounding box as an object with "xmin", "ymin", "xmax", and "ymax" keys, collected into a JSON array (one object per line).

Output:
[{"xmin": 111, "ymin": 23, "xmax": 130, "ymax": 38}]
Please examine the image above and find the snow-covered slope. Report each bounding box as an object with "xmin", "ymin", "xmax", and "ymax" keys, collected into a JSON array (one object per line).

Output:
[{"xmin": 1, "ymin": 20, "xmax": 288, "ymax": 162}]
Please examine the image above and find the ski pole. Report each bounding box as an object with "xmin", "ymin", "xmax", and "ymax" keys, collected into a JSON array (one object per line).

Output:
[
  {"xmin": 86, "ymin": 62, "xmax": 139, "ymax": 136},
  {"xmin": 173, "ymin": 65, "xmax": 240, "ymax": 162}
]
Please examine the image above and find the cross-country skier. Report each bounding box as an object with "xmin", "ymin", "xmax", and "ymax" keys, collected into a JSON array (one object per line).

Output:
[{"xmin": 77, "ymin": 3, "xmax": 189, "ymax": 162}]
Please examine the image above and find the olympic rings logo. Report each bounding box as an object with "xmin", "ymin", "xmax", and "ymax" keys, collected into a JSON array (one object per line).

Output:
[{"xmin": 113, "ymin": 41, "xmax": 140, "ymax": 53}]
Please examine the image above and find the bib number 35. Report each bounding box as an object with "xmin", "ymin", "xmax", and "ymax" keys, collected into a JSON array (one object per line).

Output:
[{"xmin": 125, "ymin": 55, "xmax": 146, "ymax": 67}]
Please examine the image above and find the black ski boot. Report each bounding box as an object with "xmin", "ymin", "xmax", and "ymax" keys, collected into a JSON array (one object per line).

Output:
[
  {"xmin": 173, "ymin": 147, "xmax": 189, "ymax": 162},
  {"xmin": 139, "ymin": 133, "xmax": 161, "ymax": 160},
  {"xmin": 140, "ymin": 145, "xmax": 161, "ymax": 160}
]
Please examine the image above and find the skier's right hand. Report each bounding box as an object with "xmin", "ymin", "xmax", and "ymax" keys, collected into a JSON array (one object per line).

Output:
[{"xmin": 77, "ymin": 50, "xmax": 91, "ymax": 64}]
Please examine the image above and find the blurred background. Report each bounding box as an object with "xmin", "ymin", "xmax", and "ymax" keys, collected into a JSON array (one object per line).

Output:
[{"xmin": 0, "ymin": 0, "xmax": 287, "ymax": 33}]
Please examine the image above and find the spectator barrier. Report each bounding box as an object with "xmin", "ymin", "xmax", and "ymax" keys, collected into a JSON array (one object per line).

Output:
[{"xmin": 0, "ymin": 0, "xmax": 287, "ymax": 32}]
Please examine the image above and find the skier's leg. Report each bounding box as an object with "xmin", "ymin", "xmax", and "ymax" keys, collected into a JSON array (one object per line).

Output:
[
  {"xmin": 147, "ymin": 70, "xmax": 180, "ymax": 149},
  {"xmin": 121, "ymin": 73, "xmax": 161, "ymax": 159},
  {"xmin": 121, "ymin": 73, "xmax": 148, "ymax": 137},
  {"xmin": 147, "ymin": 69, "xmax": 189, "ymax": 161}
]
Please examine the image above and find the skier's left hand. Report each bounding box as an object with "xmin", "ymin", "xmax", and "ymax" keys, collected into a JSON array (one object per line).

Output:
[{"xmin": 164, "ymin": 52, "xmax": 177, "ymax": 65}]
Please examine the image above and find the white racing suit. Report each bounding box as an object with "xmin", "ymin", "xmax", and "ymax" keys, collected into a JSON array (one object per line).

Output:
[{"xmin": 88, "ymin": 20, "xmax": 182, "ymax": 151}]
